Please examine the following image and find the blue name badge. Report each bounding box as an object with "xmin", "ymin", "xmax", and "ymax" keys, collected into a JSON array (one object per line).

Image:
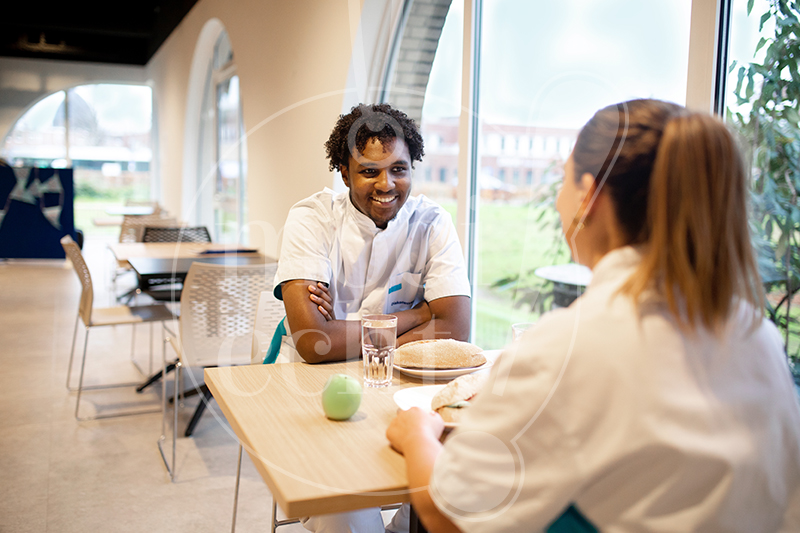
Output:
[{"xmin": 388, "ymin": 283, "xmax": 402, "ymax": 294}]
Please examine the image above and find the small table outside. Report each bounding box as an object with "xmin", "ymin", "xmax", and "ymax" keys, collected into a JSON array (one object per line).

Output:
[
  {"xmin": 534, "ymin": 263, "xmax": 593, "ymax": 309},
  {"xmin": 205, "ymin": 361, "xmax": 417, "ymax": 518}
]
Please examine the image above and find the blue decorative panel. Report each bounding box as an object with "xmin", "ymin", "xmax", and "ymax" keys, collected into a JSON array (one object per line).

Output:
[{"xmin": 0, "ymin": 166, "xmax": 76, "ymax": 259}]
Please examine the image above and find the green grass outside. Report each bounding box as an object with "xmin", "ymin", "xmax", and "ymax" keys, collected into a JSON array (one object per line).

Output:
[
  {"xmin": 439, "ymin": 199, "xmax": 571, "ymax": 349},
  {"xmin": 74, "ymin": 198, "xmax": 127, "ymax": 239}
]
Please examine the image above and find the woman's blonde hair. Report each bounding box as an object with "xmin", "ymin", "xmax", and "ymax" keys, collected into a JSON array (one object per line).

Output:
[{"xmin": 573, "ymin": 99, "xmax": 764, "ymax": 330}]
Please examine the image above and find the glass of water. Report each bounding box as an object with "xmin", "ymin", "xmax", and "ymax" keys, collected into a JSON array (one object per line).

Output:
[
  {"xmin": 512, "ymin": 322, "xmax": 535, "ymax": 341},
  {"xmin": 361, "ymin": 314, "xmax": 397, "ymax": 388}
]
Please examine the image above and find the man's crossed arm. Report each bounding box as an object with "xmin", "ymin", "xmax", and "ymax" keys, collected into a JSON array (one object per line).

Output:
[{"xmin": 281, "ymin": 279, "xmax": 471, "ymax": 364}]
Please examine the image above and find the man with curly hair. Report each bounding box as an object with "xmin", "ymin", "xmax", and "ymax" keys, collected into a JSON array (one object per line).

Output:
[
  {"xmin": 271, "ymin": 103, "xmax": 471, "ymax": 367},
  {"xmin": 268, "ymin": 103, "xmax": 471, "ymax": 531}
]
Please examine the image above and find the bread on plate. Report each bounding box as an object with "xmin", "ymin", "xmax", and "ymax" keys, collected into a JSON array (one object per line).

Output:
[
  {"xmin": 430, "ymin": 372, "xmax": 488, "ymax": 424},
  {"xmin": 394, "ymin": 339, "xmax": 485, "ymax": 369}
]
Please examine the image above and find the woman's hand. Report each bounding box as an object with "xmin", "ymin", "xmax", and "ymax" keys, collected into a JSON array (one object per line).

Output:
[
  {"xmin": 308, "ymin": 282, "xmax": 335, "ymax": 321},
  {"xmin": 387, "ymin": 407, "xmax": 445, "ymax": 455}
]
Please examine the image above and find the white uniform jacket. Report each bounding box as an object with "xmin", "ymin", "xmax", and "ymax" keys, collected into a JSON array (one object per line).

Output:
[
  {"xmin": 274, "ymin": 188, "xmax": 471, "ymax": 362},
  {"xmin": 431, "ymin": 246, "xmax": 800, "ymax": 532}
]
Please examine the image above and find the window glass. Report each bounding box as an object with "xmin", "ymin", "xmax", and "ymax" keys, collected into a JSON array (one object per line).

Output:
[
  {"xmin": 2, "ymin": 92, "xmax": 66, "ymax": 166},
  {"xmin": 67, "ymin": 84, "xmax": 153, "ymax": 207},
  {"xmin": 725, "ymin": 0, "xmax": 799, "ymax": 359},
  {"xmin": 2, "ymin": 84, "xmax": 153, "ymax": 238},
  {"xmin": 411, "ymin": 0, "xmax": 463, "ymax": 224},
  {"xmin": 215, "ymin": 74, "xmax": 246, "ymax": 243},
  {"xmin": 197, "ymin": 30, "xmax": 247, "ymax": 243},
  {"xmin": 473, "ymin": 0, "xmax": 692, "ymax": 348},
  {"xmin": 386, "ymin": 0, "xmax": 692, "ymax": 348}
]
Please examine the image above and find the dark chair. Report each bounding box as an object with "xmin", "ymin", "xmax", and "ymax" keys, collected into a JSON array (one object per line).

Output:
[{"xmin": 142, "ymin": 226, "xmax": 211, "ymax": 243}]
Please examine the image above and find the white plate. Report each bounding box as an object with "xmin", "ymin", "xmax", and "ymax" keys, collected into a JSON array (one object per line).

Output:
[
  {"xmin": 392, "ymin": 349, "xmax": 500, "ymax": 379},
  {"xmin": 394, "ymin": 384, "xmax": 460, "ymax": 428},
  {"xmin": 393, "ymin": 384, "xmax": 445, "ymax": 412}
]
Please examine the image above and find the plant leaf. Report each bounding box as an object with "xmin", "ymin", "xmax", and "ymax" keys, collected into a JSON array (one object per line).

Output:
[{"xmin": 761, "ymin": 11, "xmax": 772, "ymax": 31}]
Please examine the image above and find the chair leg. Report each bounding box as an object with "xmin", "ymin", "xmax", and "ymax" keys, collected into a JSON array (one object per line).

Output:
[
  {"xmin": 75, "ymin": 328, "xmax": 90, "ymax": 420},
  {"xmin": 171, "ymin": 360, "xmax": 181, "ymax": 481},
  {"xmin": 136, "ymin": 361, "xmax": 177, "ymax": 393},
  {"xmin": 272, "ymin": 500, "xmax": 278, "ymax": 533},
  {"xmin": 66, "ymin": 312, "xmax": 80, "ymax": 390},
  {"xmin": 130, "ymin": 323, "xmax": 136, "ymax": 366},
  {"xmin": 184, "ymin": 386, "xmax": 213, "ymax": 437},
  {"xmin": 231, "ymin": 444, "xmax": 243, "ymax": 533},
  {"xmin": 149, "ymin": 323, "xmax": 154, "ymax": 374}
]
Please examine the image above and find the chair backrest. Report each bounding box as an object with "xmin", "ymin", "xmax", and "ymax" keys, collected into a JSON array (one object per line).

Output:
[
  {"xmin": 142, "ymin": 226, "xmax": 212, "ymax": 243},
  {"xmin": 251, "ymin": 289, "xmax": 287, "ymax": 364},
  {"xmin": 179, "ymin": 262, "xmax": 278, "ymax": 368},
  {"xmin": 60, "ymin": 235, "xmax": 93, "ymax": 326},
  {"xmin": 119, "ymin": 216, "xmax": 178, "ymax": 243}
]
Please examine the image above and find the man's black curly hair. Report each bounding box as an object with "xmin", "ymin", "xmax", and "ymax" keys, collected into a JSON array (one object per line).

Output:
[{"xmin": 324, "ymin": 103, "xmax": 425, "ymax": 172}]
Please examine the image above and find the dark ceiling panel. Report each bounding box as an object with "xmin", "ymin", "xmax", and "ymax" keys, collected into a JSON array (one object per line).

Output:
[{"xmin": 1, "ymin": 0, "xmax": 199, "ymax": 65}]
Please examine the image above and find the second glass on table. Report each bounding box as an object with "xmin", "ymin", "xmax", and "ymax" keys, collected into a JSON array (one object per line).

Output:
[
  {"xmin": 361, "ymin": 314, "xmax": 397, "ymax": 388},
  {"xmin": 512, "ymin": 322, "xmax": 535, "ymax": 341}
]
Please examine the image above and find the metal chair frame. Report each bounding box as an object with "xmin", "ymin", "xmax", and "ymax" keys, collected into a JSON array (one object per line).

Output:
[{"xmin": 61, "ymin": 235, "xmax": 175, "ymax": 421}]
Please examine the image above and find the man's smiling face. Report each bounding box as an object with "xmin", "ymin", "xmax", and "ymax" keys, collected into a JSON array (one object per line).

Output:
[{"xmin": 341, "ymin": 137, "xmax": 412, "ymax": 229}]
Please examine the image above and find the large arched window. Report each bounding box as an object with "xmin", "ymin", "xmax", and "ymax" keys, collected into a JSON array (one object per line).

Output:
[
  {"xmin": 384, "ymin": 0, "xmax": 694, "ymax": 348},
  {"xmin": 196, "ymin": 30, "xmax": 248, "ymax": 244},
  {"xmin": 1, "ymin": 83, "xmax": 154, "ymax": 237}
]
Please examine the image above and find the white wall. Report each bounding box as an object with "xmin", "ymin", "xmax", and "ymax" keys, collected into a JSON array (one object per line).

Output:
[
  {"xmin": 0, "ymin": 57, "xmax": 146, "ymax": 144},
  {"xmin": 146, "ymin": 0, "xmax": 362, "ymax": 258}
]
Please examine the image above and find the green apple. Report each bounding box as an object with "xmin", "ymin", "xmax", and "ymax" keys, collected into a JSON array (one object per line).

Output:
[{"xmin": 322, "ymin": 374, "xmax": 362, "ymax": 420}]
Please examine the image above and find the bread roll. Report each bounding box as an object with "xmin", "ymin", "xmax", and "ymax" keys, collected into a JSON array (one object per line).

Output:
[
  {"xmin": 431, "ymin": 372, "xmax": 488, "ymax": 410},
  {"xmin": 394, "ymin": 339, "xmax": 485, "ymax": 369}
]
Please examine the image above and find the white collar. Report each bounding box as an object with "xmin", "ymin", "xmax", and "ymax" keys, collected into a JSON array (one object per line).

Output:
[{"xmin": 343, "ymin": 192, "xmax": 415, "ymax": 235}]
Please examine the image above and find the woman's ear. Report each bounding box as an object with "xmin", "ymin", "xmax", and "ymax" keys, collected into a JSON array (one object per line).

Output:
[
  {"xmin": 576, "ymin": 172, "xmax": 597, "ymax": 216},
  {"xmin": 340, "ymin": 165, "xmax": 350, "ymax": 188}
]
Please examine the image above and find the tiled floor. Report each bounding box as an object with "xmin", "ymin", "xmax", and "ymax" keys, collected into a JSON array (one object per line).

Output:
[{"xmin": 0, "ymin": 237, "xmax": 308, "ymax": 532}]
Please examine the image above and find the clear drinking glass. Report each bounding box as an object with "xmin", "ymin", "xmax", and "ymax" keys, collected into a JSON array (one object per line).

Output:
[
  {"xmin": 361, "ymin": 314, "xmax": 397, "ymax": 388},
  {"xmin": 512, "ymin": 322, "xmax": 535, "ymax": 341}
]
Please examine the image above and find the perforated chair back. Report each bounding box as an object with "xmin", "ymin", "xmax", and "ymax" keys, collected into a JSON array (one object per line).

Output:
[
  {"xmin": 61, "ymin": 235, "xmax": 94, "ymax": 327},
  {"xmin": 119, "ymin": 216, "xmax": 178, "ymax": 243},
  {"xmin": 251, "ymin": 288, "xmax": 287, "ymax": 364},
  {"xmin": 179, "ymin": 262, "xmax": 277, "ymax": 368},
  {"xmin": 142, "ymin": 226, "xmax": 212, "ymax": 243}
]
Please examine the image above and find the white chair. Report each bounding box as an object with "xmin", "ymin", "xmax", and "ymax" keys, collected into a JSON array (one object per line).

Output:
[
  {"xmin": 61, "ymin": 235, "xmax": 176, "ymax": 420},
  {"xmin": 159, "ymin": 261, "xmax": 277, "ymax": 481}
]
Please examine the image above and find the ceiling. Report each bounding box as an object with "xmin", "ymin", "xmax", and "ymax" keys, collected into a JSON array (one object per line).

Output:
[{"xmin": 2, "ymin": 1, "xmax": 200, "ymax": 66}]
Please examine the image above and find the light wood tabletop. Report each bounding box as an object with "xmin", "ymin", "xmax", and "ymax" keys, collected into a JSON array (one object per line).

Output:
[
  {"xmin": 204, "ymin": 362, "xmax": 422, "ymax": 518},
  {"xmin": 108, "ymin": 242, "xmax": 264, "ymax": 266}
]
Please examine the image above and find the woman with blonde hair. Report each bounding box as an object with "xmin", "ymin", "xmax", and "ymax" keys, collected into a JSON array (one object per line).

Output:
[{"xmin": 387, "ymin": 99, "xmax": 800, "ymax": 532}]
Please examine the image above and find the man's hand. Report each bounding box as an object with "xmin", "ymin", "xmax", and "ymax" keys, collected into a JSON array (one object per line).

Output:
[{"xmin": 308, "ymin": 282, "xmax": 335, "ymax": 321}]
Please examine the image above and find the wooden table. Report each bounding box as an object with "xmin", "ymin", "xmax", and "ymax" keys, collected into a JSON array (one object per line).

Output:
[
  {"xmin": 108, "ymin": 242, "xmax": 262, "ymax": 268},
  {"xmin": 205, "ymin": 362, "xmax": 419, "ymax": 518}
]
